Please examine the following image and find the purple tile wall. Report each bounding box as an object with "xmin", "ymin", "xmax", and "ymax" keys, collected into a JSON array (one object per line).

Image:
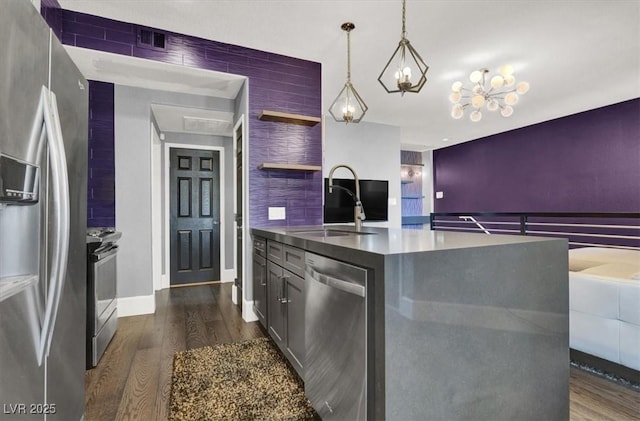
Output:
[
  {"xmin": 87, "ymin": 81, "xmax": 115, "ymax": 228},
  {"xmin": 40, "ymin": 2, "xmax": 63, "ymax": 40},
  {"xmin": 41, "ymin": 7, "xmax": 323, "ymax": 228},
  {"xmin": 433, "ymin": 98, "xmax": 640, "ymax": 213}
]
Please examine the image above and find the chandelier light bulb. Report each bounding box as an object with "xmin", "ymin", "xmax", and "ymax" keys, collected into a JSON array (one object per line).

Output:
[
  {"xmin": 472, "ymin": 85, "xmax": 483, "ymax": 94},
  {"xmin": 504, "ymin": 74, "xmax": 515, "ymax": 86},
  {"xmin": 451, "ymin": 104, "xmax": 464, "ymax": 119},
  {"xmin": 501, "ymin": 105, "xmax": 514, "ymax": 117},
  {"xmin": 342, "ymin": 104, "xmax": 355, "ymax": 121},
  {"xmin": 499, "ymin": 64, "xmax": 514, "ymax": 77},
  {"xmin": 395, "ymin": 66, "xmax": 413, "ymax": 90},
  {"xmin": 487, "ymin": 100, "xmax": 499, "ymax": 111},
  {"xmin": 471, "ymin": 94, "xmax": 485, "ymax": 108},
  {"xmin": 449, "ymin": 92, "xmax": 461, "ymax": 103},
  {"xmin": 516, "ymin": 81, "xmax": 530, "ymax": 94},
  {"xmin": 451, "ymin": 81, "xmax": 463, "ymax": 92},
  {"xmin": 342, "ymin": 103, "xmax": 355, "ymax": 113},
  {"xmin": 504, "ymin": 92, "xmax": 519, "ymax": 105},
  {"xmin": 469, "ymin": 70, "xmax": 483, "ymax": 83},
  {"xmin": 490, "ymin": 75, "xmax": 504, "ymax": 89},
  {"xmin": 470, "ymin": 110, "xmax": 482, "ymax": 122}
]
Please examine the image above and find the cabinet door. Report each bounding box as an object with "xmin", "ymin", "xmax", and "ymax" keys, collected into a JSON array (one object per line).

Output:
[
  {"xmin": 285, "ymin": 271, "xmax": 305, "ymax": 377},
  {"xmin": 252, "ymin": 254, "xmax": 267, "ymax": 328},
  {"xmin": 267, "ymin": 261, "xmax": 285, "ymax": 349}
]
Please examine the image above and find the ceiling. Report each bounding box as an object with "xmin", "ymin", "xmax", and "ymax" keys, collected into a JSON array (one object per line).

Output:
[{"xmin": 57, "ymin": 0, "xmax": 640, "ymax": 150}]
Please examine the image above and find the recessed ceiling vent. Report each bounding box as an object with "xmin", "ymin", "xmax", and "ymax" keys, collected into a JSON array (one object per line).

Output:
[
  {"xmin": 137, "ymin": 27, "xmax": 166, "ymax": 50},
  {"xmin": 183, "ymin": 116, "xmax": 232, "ymax": 134}
]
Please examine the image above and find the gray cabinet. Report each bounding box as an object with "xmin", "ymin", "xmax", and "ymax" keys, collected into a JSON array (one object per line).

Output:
[
  {"xmin": 284, "ymin": 271, "xmax": 305, "ymax": 371},
  {"xmin": 262, "ymin": 242, "xmax": 305, "ymax": 378},
  {"xmin": 252, "ymin": 237, "xmax": 267, "ymax": 328},
  {"xmin": 267, "ymin": 260, "xmax": 286, "ymax": 345}
]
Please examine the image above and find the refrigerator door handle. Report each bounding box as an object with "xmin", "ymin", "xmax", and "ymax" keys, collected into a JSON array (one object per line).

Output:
[{"xmin": 36, "ymin": 87, "xmax": 70, "ymax": 366}]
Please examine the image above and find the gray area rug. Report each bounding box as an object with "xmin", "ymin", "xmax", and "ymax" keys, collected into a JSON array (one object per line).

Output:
[{"xmin": 170, "ymin": 337, "xmax": 318, "ymax": 420}]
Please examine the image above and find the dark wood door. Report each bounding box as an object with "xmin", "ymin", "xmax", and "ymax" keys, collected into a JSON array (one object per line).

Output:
[{"xmin": 170, "ymin": 148, "xmax": 220, "ymax": 285}]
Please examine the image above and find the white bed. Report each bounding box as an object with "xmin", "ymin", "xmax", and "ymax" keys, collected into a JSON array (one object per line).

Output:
[{"xmin": 569, "ymin": 247, "xmax": 640, "ymax": 372}]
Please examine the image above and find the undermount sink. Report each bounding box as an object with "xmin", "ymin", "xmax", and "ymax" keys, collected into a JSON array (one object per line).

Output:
[{"xmin": 290, "ymin": 229, "xmax": 377, "ymax": 237}]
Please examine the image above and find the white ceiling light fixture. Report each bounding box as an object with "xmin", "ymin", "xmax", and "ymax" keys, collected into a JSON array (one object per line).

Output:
[
  {"xmin": 450, "ymin": 65, "xmax": 530, "ymax": 122},
  {"xmin": 329, "ymin": 22, "xmax": 368, "ymax": 123},
  {"xmin": 378, "ymin": 0, "xmax": 429, "ymax": 96}
]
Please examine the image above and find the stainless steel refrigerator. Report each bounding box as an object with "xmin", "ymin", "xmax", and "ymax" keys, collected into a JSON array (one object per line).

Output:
[{"xmin": 0, "ymin": 1, "xmax": 88, "ymax": 419}]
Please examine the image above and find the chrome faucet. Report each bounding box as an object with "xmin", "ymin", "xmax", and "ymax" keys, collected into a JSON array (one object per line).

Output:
[{"xmin": 328, "ymin": 164, "xmax": 365, "ymax": 231}]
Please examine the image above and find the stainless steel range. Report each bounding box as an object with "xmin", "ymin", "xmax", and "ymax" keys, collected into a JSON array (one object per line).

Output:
[{"xmin": 86, "ymin": 228, "xmax": 121, "ymax": 368}]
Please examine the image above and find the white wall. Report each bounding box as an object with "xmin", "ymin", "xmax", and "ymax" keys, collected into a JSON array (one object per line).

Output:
[{"xmin": 324, "ymin": 120, "xmax": 402, "ymax": 228}]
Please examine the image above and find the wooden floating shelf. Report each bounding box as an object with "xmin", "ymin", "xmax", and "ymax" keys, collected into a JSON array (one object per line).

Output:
[
  {"xmin": 258, "ymin": 163, "xmax": 322, "ymax": 172},
  {"xmin": 258, "ymin": 110, "xmax": 321, "ymax": 126}
]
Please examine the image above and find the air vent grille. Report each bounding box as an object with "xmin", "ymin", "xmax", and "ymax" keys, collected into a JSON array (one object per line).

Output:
[
  {"xmin": 137, "ymin": 27, "xmax": 166, "ymax": 50},
  {"xmin": 183, "ymin": 116, "xmax": 232, "ymax": 134}
]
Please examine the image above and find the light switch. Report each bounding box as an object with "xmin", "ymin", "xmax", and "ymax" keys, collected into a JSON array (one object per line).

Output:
[
  {"xmin": 388, "ymin": 197, "xmax": 397, "ymax": 206},
  {"xmin": 436, "ymin": 191, "xmax": 444, "ymax": 199},
  {"xmin": 268, "ymin": 207, "xmax": 286, "ymax": 220}
]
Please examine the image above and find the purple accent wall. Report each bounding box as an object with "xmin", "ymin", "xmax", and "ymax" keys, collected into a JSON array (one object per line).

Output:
[
  {"xmin": 87, "ymin": 81, "xmax": 115, "ymax": 228},
  {"xmin": 40, "ymin": 2, "xmax": 63, "ymax": 40},
  {"xmin": 41, "ymin": 7, "xmax": 323, "ymax": 228},
  {"xmin": 433, "ymin": 99, "xmax": 640, "ymax": 213}
]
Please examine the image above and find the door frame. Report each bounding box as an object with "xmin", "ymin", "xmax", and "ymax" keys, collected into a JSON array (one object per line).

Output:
[
  {"xmin": 232, "ymin": 114, "xmax": 258, "ymax": 321},
  {"xmin": 161, "ymin": 143, "xmax": 226, "ymax": 289}
]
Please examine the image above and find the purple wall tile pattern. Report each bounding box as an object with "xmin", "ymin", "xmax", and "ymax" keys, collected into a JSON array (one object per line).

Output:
[
  {"xmin": 87, "ymin": 81, "xmax": 115, "ymax": 228},
  {"xmin": 41, "ymin": 6, "xmax": 323, "ymax": 228},
  {"xmin": 433, "ymin": 99, "xmax": 640, "ymax": 213}
]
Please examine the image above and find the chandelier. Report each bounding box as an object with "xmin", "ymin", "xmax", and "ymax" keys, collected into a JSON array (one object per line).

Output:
[
  {"xmin": 329, "ymin": 22, "xmax": 368, "ymax": 123},
  {"xmin": 449, "ymin": 65, "xmax": 530, "ymax": 122},
  {"xmin": 378, "ymin": 0, "xmax": 429, "ymax": 95}
]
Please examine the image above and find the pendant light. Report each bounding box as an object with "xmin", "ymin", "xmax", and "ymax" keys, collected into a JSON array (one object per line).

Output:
[
  {"xmin": 378, "ymin": 0, "xmax": 429, "ymax": 95},
  {"xmin": 329, "ymin": 22, "xmax": 368, "ymax": 123}
]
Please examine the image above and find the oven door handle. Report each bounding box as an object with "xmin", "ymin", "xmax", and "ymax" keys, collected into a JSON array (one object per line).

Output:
[{"xmin": 94, "ymin": 246, "xmax": 119, "ymax": 261}]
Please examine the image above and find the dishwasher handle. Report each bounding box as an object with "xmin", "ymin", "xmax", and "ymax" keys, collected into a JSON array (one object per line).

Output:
[{"xmin": 306, "ymin": 266, "xmax": 365, "ymax": 298}]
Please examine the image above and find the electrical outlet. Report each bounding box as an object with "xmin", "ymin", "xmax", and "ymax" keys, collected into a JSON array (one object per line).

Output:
[
  {"xmin": 436, "ymin": 191, "xmax": 444, "ymax": 199},
  {"xmin": 268, "ymin": 207, "xmax": 286, "ymax": 220}
]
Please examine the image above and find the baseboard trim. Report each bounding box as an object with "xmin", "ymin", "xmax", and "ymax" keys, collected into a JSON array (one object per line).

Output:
[
  {"xmin": 242, "ymin": 300, "xmax": 258, "ymax": 322},
  {"xmin": 570, "ymin": 348, "xmax": 640, "ymax": 386},
  {"xmin": 117, "ymin": 294, "xmax": 156, "ymax": 317}
]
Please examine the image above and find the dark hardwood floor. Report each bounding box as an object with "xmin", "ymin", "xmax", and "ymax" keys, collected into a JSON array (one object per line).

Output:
[{"xmin": 85, "ymin": 283, "xmax": 640, "ymax": 421}]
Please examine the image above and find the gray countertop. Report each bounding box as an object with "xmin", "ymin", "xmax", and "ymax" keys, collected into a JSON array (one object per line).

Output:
[{"xmin": 250, "ymin": 225, "xmax": 561, "ymax": 256}]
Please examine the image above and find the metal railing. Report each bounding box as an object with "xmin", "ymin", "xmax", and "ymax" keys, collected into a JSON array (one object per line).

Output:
[{"xmin": 430, "ymin": 212, "xmax": 640, "ymax": 250}]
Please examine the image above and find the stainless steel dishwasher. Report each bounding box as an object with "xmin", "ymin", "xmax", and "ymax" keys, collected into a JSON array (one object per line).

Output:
[{"xmin": 305, "ymin": 252, "xmax": 367, "ymax": 421}]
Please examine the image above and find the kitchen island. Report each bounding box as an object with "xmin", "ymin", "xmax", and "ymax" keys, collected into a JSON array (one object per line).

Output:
[{"xmin": 250, "ymin": 226, "xmax": 569, "ymax": 421}]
